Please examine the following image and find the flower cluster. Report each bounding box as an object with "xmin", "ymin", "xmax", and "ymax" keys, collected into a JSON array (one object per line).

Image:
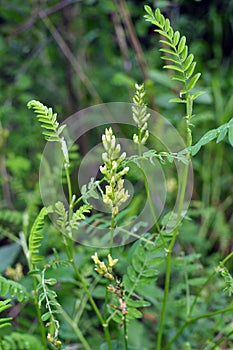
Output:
[
  {"xmin": 132, "ymin": 83, "xmax": 150, "ymax": 145},
  {"xmin": 100, "ymin": 128, "xmax": 130, "ymax": 216},
  {"xmin": 47, "ymin": 333, "xmax": 62, "ymax": 348},
  {"xmin": 91, "ymin": 252, "xmax": 118, "ymax": 281}
]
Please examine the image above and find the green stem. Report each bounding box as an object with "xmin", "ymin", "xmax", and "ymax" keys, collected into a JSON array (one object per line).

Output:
[
  {"xmin": 69, "ymin": 247, "xmax": 112, "ymax": 350},
  {"xmin": 212, "ymin": 329, "xmax": 233, "ymax": 349},
  {"xmin": 157, "ymin": 90, "xmax": 192, "ymax": 349},
  {"xmin": 156, "ymin": 250, "xmax": 172, "ymax": 350},
  {"xmin": 189, "ymin": 250, "xmax": 233, "ymax": 316},
  {"xmin": 164, "ymin": 306, "xmax": 233, "ymax": 350},
  {"xmin": 103, "ymin": 215, "xmax": 115, "ymax": 320},
  {"xmin": 165, "ymin": 250, "xmax": 233, "ymax": 348},
  {"xmin": 110, "ymin": 214, "xmax": 115, "ymax": 255},
  {"xmin": 123, "ymin": 314, "xmax": 129, "ymax": 350},
  {"xmin": 138, "ymin": 142, "xmax": 165, "ymax": 247},
  {"xmin": 222, "ymin": 251, "xmax": 233, "ymax": 264},
  {"xmin": 65, "ymin": 165, "xmax": 72, "ymax": 205},
  {"xmin": 64, "ymin": 155, "xmax": 112, "ymax": 350},
  {"xmin": 73, "ymin": 178, "xmax": 105, "ymax": 207},
  {"xmin": 185, "ymin": 270, "xmax": 190, "ymax": 317},
  {"xmin": 32, "ymin": 277, "xmax": 47, "ymax": 348},
  {"xmin": 189, "ymin": 271, "xmax": 215, "ymax": 317},
  {"xmin": 157, "ymin": 160, "xmax": 190, "ymax": 350},
  {"xmin": 60, "ymin": 308, "xmax": 92, "ymax": 350}
]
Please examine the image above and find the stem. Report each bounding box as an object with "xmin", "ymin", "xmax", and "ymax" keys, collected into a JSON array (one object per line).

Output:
[
  {"xmin": 33, "ymin": 277, "xmax": 47, "ymax": 348},
  {"xmin": 190, "ymin": 250, "xmax": 233, "ymax": 316},
  {"xmin": 138, "ymin": 141, "xmax": 165, "ymax": 247},
  {"xmin": 73, "ymin": 178, "xmax": 105, "ymax": 207},
  {"xmin": 164, "ymin": 306, "xmax": 233, "ymax": 350},
  {"xmin": 69, "ymin": 245, "xmax": 112, "ymax": 350},
  {"xmin": 165, "ymin": 250, "xmax": 233, "ymax": 348},
  {"xmin": 156, "ymin": 88, "xmax": 192, "ymax": 349},
  {"xmin": 60, "ymin": 308, "xmax": 92, "ymax": 350},
  {"xmin": 65, "ymin": 165, "xmax": 72, "ymax": 205},
  {"xmin": 157, "ymin": 160, "xmax": 190, "ymax": 350},
  {"xmin": 189, "ymin": 271, "xmax": 215, "ymax": 316},
  {"xmin": 110, "ymin": 214, "xmax": 115, "ymax": 255},
  {"xmin": 103, "ymin": 215, "xmax": 115, "ymax": 320},
  {"xmin": 185, "ymin": 270, "xmax": 190, "ymax": 317},
  {"xmin": 123, "ymin": 314, "xmax": 129, "ymax": 350},
  {"xmin": 212, "ymin": 329, "xmax": 233, "ymax": 349},
  {"xmin": 156, "ymin": 250, "xmax": 171, "ymax": 350}
]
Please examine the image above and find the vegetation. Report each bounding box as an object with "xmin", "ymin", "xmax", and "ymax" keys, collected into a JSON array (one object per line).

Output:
[{"xmin": 0, "ymin": 1, "xmax": 232, "ymax": 349}]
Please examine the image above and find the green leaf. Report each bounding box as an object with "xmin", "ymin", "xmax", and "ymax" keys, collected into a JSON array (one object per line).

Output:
[
  {"xmin": 123, "ymin": 275, "xmax": 133, "ymax": 291},
  {"xmin": 186, "ymin": 62, "xmax": 196, "ymax": 79},
  {"xmin": 155, "ymin": 29, "xmax": 171, "ymax": 41},
  {"xmin": 187, "ymin": 73, "xmax": 201, "ymax": 91},
  {"xmin": 0, "ymin": 243, "xmax": 21, "ymax": 273},
  {"xmin": 189, "ymin": 143, "xmax": 202, "ymax": 156},
  {"xmin": 132, "ymin": 255, "xmax": 142, "ymax": 273},
  {"xmin": 169, "ymin": 97, "xmax": 186, "ymax": 104},
  {"xmin": 216, "ymin": 128, "xmax": 228, "ymax": 143},
  {"xmin": 127, "ymin": 307, "xmax": 142, "ymax": 319},
  {"xmin": 29, "ymin": 207, "xmax": 52, "ymax": 266},
  {"xmin": 163, "ymin": 65, "xmax": 184, "ymax": 73},
  {"xmin": 144, "ymin": 5, "xmax": 153, "ymax": 17},
  {"xmin": 0, "ymin": 275, "xmax": 29, "ymax": 302},
  {"xmin": 100, "ymin": 340, "xmax": 139, "ymax": 350},
  {"xmin": 188, "ymin": 277, "xmax": 207, "ymax": 286},
  {"xmin": 141, "ymin": 269, "xmax": 157, "ymax": 277},
  {"xmin": 137, "ymin": 245, "xmax": 146, "ymax": 261},
  {"xmin": 191, "ymin": 91, "xmax": 205, "ymax": 101},
  {"xmin": 199, "ymin": 129, "xmax": 218, "ymax": 146},
  {"xmin": 168, "ymin": 26, "xmax": 173, "ymax": 38},
  {"xmin": 228, "ymin": 126, "xmax": 233, "ymax": 146},
  {"xmin": 178, "ymin": 36, "xmax": 186, "ymax": 54},
  {"xmin": 161, "ymin": 56, "xmax": 180, "ymax": 65},
  {"xmin": 0, "ymin": 320, "xmax": 12, "ymax": 329},
  {"xmin": 155, "ymin": 8, "xmax": 161, "ymax": 22},
  {"xmin": 127, "ymin": 299, "xmax": 150, "ymax": 308},
  {"xmin": 45, "ymin": 278, "xmax": 57, "ymax": 285},
  {"xmin": 0, "ymin": 280, "xmax": 9, "ymax": 295},
  {"xmin": 171, "ymin": 75, "xmax": 186, "ymax": 83},
  {"xmin": 173, "ymin": 31, "xmax": 180, "ymax": 46},
  {"xmin": 183, "ymin": 54, "xmax": 194, "ymax": 71},
  {"xmin": 159, "ymin": 40, "xmax": 175, "ymax": 49},
  {"xmin": 41, "ymin": 312, "xmax": 51, "ymax": 322},
  {"xmin": 181, "ymin": 45, "xmax": 188, "ymax": 61},
  {"xmin": 159, "ymin": 48, "xmax": 178, "ymax": 56},
  {"xmin": 127, "ymin": 266, "xmax": 137, "ymax": 283},
  {"xmin": 164, "ymin": 18, "xmax": 170, "ymax": 32}
]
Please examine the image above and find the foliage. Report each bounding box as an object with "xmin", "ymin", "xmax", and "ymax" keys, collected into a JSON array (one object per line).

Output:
[
  {"xmin": 0, "ymin": 275, "xmax": 29, "ymax": 303},
  {"xmin": 0, "ymin": 2, "xmax": 232, "ymax": 350},
  {"xmin": 0, "ymin": 332, "xmax": 43, "ymax": 350},
  {"xmin": 0, "ymin": 299, "xmax": 12, "ymax": 330},
  {"xmin": 28, "ymin": 206, "xmax": 52, "ymax": 267}
]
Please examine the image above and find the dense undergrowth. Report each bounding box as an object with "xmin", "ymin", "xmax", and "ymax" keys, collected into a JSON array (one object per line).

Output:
[{"xmin": 0, "ymin": 1, "xmax": 233, "ymax": 349}]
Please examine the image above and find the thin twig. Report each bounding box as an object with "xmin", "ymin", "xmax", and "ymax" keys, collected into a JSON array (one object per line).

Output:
[
  {"xmin": 116, "ymin": 0, "xmax": 156, "ymax": 109},
  {"xmin": 39, "ymin": 14, "xmax": 102, "ymax": 104},
  {"xmin": 8, "ymin": 0, "xmax": 81, "ymax": 39}
]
